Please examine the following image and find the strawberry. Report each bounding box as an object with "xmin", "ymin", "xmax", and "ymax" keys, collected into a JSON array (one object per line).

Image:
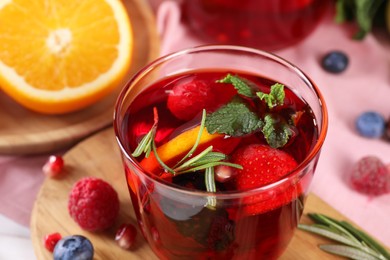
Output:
[
  {"xmin": 229, "ymin": 144, "xmax": 299, "ymax": 215},
  {"xmin": 167, "ymin": 77, "xmax": 236, "ymax": 121}
]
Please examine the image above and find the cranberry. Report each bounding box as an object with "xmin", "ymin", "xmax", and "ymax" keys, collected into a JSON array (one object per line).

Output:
[
  {"xmin": 115, "ymin": 224, "xmax": 137, "ymax": 250},
  {"xmin": 42, "ymin": 155, "xmax": 64, "ymax": 177},
  {"xmin": 43, "ymin": 232, "xmax": 62, "ymax": 252}
]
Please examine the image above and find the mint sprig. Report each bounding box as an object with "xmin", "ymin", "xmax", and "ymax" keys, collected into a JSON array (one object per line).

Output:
[
  {"xmin": 299, "ymin": 213, "xmax": 390, "ymax": 260},
  {"xmin": 209, "ymin": 74, "xmax": 295, "ymax": 148}
]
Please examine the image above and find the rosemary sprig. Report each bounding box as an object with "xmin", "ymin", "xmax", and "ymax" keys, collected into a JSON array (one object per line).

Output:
[
  {"xmin": 131, "ymin": 107, "xmax": 159, "ymax": 158},
  {"xmin": 132, "ymin": 108, "xmax": 242, "ymax": 197},
  {"xmin": 299, "ymin": 213, "xmax": 390, "ymax": 260},
  {"xmin": 205, "ymin": 167, "xmax": 217, "ymax": 209}
]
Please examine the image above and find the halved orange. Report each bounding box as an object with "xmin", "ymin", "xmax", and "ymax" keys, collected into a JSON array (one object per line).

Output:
[{"xmin": 0, "ymin": 0, "xmax": 133, "ymax": 114}]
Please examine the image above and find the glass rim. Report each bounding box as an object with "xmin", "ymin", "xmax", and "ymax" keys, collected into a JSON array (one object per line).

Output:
[{"xmin": 114, "ymin": 44, "xmax": 328, "ymax": 199}]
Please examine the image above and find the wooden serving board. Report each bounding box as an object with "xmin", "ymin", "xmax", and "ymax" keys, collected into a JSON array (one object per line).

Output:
[
  {"xmin": 0, "ymin": 0, "xmax": 160, "ymax": 155},
  {"xmin": 31, "ymin": 128, "xmax": 389, "ymax": 260}
]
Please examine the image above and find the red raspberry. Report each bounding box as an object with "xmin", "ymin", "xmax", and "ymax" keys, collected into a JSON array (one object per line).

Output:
[
  {"xmin": 68, "ymin": 177, "xmax": 120, "ymax": 231},
  {"xmin": 349, "ymin": 156, "xmax": 390, "ymax": 196},
  {"xmin": 167, "ymin": 77, "xmax": 236, "ymax": 121},
  {"xmin": 43, "ymin": 232, "xmax": 62, "ymax": 252}
]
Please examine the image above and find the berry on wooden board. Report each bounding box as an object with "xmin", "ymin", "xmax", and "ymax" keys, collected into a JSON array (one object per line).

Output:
[
  {"xmin": 68, "ymin": 177, "xmax": 119, "ymax": 231},
  {"xmin": 53, "ymin": 235, "xmax": 94, "ymax": 260}
]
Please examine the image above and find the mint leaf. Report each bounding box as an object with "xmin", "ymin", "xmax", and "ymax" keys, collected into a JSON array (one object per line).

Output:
[
  {"xmin": 256, "ymin": 83, "xmax": 285, "ymax": 109},
  {"xmin": 205, "ymin": 97, "xmax": 263, "ymax": 136},
  {"xmin": 217, "ymin": 74, "xmax": 255, "ymax": 98},
  {"xmin": 262, "ymin": 114, "xmax": 292, "ymax": 148}
]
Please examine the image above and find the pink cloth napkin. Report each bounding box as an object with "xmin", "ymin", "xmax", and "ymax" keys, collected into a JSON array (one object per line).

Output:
[{"xmin": 0, "ymin": 0, "xmax": 389, "ymax": 248}]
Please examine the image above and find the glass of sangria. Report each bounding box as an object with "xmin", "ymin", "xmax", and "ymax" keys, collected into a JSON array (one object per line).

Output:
[
  {"xmin": 181, "ymin": 0, "xmax": 330, "ymax": 50},
  {"xmin": 114, "ymin": 45, "xmax": 328, "ymax": 259}
]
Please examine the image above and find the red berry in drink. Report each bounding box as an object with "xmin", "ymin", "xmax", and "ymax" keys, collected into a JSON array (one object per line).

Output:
[
  {"xmin": 229, "ymin": 144, "xmax": 298, "ymax": 215},
  {"xmin": 42, "ymin": 155, "xmax": 64, "ymax": 177},
  {"xmin": 215, "ymin": 165, "xmax": 236, "ymax": 183},
  {"xmin": 43, "ymin": 232, "xmax": 62, "ymax": 252},
  {"xmin": 349, "ymin": 156, "xmax": 390, "ymax": 196},
  {"xmin": 68, "ymin": 177, "xmax": 120, "ymax": 231},
  {"xmin": 167, "ymin": 78, "xmax": 236, "ymax": 121},
  {"xmin": 231, "ymin": 144, "xmax": 298, "ymax": 188},
  {"xmin": 115, "ymin": 223, "xmax": 137, "ymax": 250}
]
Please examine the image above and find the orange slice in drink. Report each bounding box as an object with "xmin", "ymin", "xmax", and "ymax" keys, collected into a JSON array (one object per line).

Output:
[{"xmin": 0, "ymin": 0, "xmax": 133, "ymax": 114}]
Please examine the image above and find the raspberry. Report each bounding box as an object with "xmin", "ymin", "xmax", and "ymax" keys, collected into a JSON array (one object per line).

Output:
[
  {"xmin": 43, "ymin": 232, "xmax": 62, "ymax": 252},
  {"xmin": 349, "ymin": 156, "xmax": 390, "ymax": 196},
  {"xmin": 68, "ymin": 177, "xmax": 120, "ymax": 231}
]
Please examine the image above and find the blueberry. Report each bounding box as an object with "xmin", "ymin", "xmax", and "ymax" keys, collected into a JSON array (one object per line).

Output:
[
  {"xmin": 355, "ymin": 111, "xmax": 385, "ymax": 138},
  {"xmin": 321, "ymin": 51, "xmax": 349, "ymax": 73},
  {"xmin": 53, "ymin": 235, "xmax": 94, "ymax": 260}
]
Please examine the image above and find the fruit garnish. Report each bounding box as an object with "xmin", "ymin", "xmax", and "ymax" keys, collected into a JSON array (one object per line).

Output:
[
  {"xmin": 167, "ymin": 76, "xmax": 236, "ymax": 121},
  {"xmin": 115, "ymin": 223, "xmax": 137, "ymax": 250},
  {"xmin": 53, "ymin": 235, "xmax": 94, "ymax": 260},
  {"xmin": 136, "ymin": 109, "xmax": 242, "ymax": 176},
  {"xmin": 68, "ymin": 177, "xmax": 120, "ymax": 231},
  {"xmin": 215, "ymin": 165, "xmax": 237, "ymax": 183},
  {"xmin": 229, "ymin": 144, "xmax": 298, "ymax": 215},
  {"xmin": 321, "ymin": 51, "xmax": 349, "ymax": 74},
  {"xmin": 43, "ymin": 232, "xmax": 62, "ymax": 252},
  {"xmin": 299, "ymin": 213, "xmax": 390, "ymax": 260},
  {"xmin": 0, "ymin": 0, "xmax": 133, "ymax": 114},
  {"xmin": 133, "ymin": 109, "xmax": 242, "ymax": 207},
  {"xmin": 355, "ymin": 111, "xmax": 386, "ymax": 138},
  {"xmin": 42, "ymin": 155, "xmax": 64, "ymax": 177},
  {"xmin": 349, "ymin": 156, "xmax": 390, "ymax": 196}
]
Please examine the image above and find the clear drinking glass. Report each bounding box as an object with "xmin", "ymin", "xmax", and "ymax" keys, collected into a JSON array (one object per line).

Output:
[{"xmin": 114, "ymin": 45, "xmax": 328, "ymax": 259}]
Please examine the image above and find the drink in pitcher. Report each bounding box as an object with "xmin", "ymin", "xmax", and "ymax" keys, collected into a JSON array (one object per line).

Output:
[
  {"xmin": 114, "ymin": 45, "xmax": 328, "ymax": 259},
  {"xmin": 181, "ymin": 0, "xmax": 330, "ymax": 50}
]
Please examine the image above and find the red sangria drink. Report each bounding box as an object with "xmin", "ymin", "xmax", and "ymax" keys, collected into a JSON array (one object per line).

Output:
[
  {"xmin": 114, "ymin": 45, "xmax": 328, "ymax": 259},
  {"xmin": 181, "ymin": 0, "xmax": 330, "ymax": 50}
]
